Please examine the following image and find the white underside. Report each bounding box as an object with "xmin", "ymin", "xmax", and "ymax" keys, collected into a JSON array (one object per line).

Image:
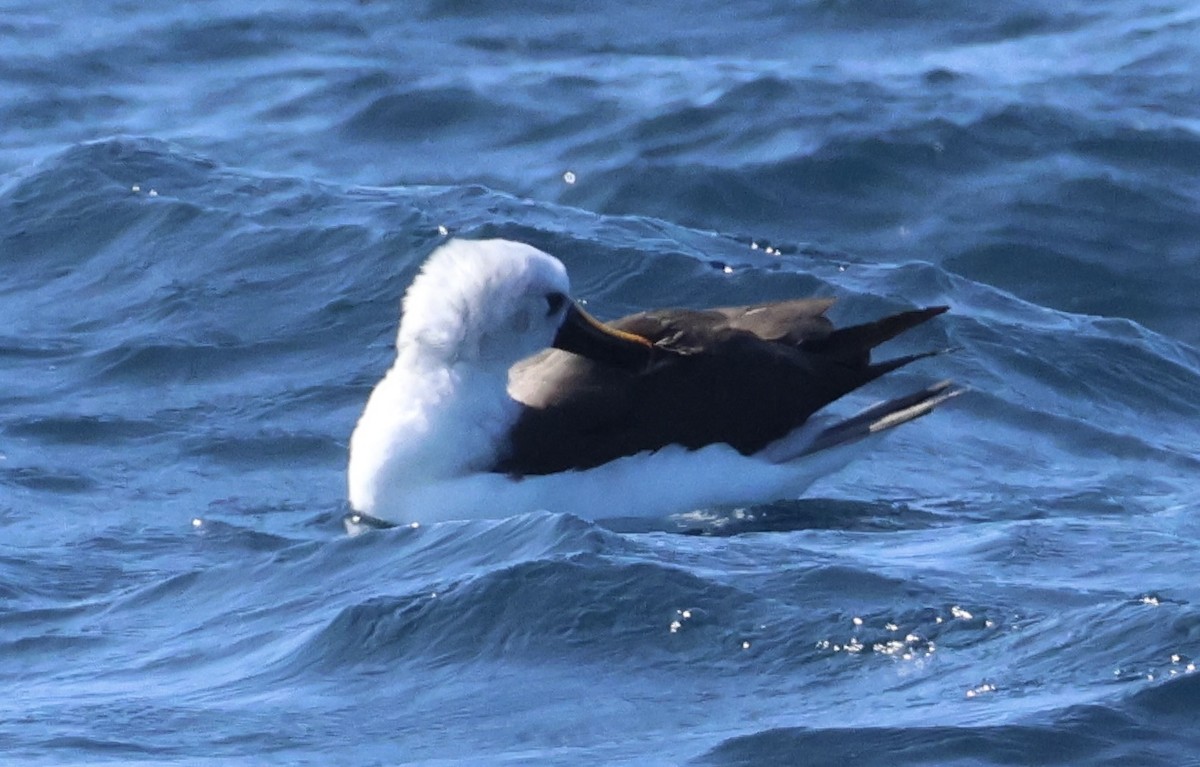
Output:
[{"xmin": 364, "ymin": 417, "xmax": 885, "ymax": 525}]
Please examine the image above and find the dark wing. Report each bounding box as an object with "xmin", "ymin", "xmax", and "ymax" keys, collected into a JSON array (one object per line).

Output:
[{"xmin": 495, "ymin": 300, "xmax": 948, "ymax": 476}]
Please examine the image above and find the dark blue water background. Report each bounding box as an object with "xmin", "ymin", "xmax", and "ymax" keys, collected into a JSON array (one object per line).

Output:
[{"xmin": 2, "ymin": 2, "xmax": 1199, "ymax": 764}]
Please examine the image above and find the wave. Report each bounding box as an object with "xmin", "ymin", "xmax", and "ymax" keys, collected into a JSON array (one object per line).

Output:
[
  {"xmin": 2, "ymin": 137, "xmax": 1196, "ymax": 521},
  {"xmin": 697, "ymin": 674, "xmax": 1200, "ymax": 766}
]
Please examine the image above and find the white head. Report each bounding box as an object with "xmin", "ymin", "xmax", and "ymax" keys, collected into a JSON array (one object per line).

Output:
[{"xmin": 397, "ymin": 239, "xmax": 572, "ymax": 371}]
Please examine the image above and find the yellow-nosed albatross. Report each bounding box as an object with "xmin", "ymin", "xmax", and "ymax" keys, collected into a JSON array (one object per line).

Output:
[{"xmin": 348, "ymin": 239, "xmax": 959, "ymax": 524}]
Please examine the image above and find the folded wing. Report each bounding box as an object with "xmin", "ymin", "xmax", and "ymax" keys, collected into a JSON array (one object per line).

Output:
[{"xmin": 498, "ymin": 300, "xmax": 949, "ymax": 475}]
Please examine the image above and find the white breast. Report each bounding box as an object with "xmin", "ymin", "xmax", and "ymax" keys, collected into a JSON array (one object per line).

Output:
[{"xmin": 347, "ymin": 356, "xmax": 520, "ymax": 518}]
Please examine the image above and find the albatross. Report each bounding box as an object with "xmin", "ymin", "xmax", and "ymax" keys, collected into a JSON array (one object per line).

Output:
[{"xmin": 348, "ymin": 239, "xmax": 958, "ymax": 524}]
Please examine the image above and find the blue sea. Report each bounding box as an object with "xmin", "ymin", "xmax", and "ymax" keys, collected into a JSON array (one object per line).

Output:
[{"xmin": 3, "ymin": 2, "xmax": 1200, "ymax": 765}]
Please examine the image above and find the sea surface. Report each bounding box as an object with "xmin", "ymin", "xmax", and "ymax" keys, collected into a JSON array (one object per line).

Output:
[{"xmin": 2, "ymin": 2, "xmax": 1199, "ymax": 765}]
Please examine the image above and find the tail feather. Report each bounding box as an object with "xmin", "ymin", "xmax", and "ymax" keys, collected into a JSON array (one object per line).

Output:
[{"xmin": 797, "ymin": 380, "xmax": 963, "ymax": 458}]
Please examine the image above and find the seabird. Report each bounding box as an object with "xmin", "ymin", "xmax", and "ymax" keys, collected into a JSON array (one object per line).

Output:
[{"xmin": 348, "ymin": 239, "xmax": 958, "ymax": 524}]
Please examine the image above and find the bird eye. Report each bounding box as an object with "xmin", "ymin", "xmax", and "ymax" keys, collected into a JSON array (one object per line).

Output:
[{"xmin": 545, "ymin": 291, "xmax": 567, "ymax": 316}]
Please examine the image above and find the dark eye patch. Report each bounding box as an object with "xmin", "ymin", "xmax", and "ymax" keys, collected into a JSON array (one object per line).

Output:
[{"xmin": 545, "ymin": 292, "xmax": 567, "ymax": 316}]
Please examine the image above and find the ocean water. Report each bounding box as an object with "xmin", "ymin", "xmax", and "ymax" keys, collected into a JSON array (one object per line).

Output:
[{"xmin": 2, "ymin": 1, "xmax": 1200, "ymax": 764}]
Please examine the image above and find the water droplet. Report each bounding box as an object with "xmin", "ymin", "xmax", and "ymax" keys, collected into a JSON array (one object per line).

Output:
[{"xmin": 562, "ymin": 170, "xmax": 576, "ymax": 184}]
